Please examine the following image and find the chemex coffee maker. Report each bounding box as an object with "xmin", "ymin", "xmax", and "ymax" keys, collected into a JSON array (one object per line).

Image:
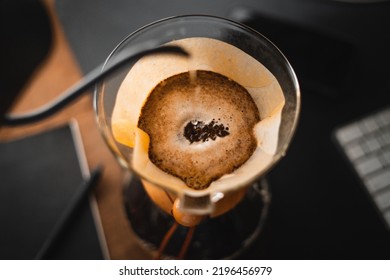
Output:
[{"xmin": 4, "ymin": 15, "xmax": 300, "ymax": 259}]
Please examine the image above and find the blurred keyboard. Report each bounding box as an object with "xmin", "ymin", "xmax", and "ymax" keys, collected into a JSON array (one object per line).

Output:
[{"xmin": 335, "ymin": 106, "xmax": 390, "ymax": 230}]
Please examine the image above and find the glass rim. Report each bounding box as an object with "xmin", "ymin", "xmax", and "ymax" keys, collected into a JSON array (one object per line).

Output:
[{"xmin": 94, "ymin": 14, "xmax": 301, "ymax": 196}]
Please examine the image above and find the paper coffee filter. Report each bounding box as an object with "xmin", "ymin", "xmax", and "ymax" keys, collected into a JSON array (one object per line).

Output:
[{"xmin": 112, "ymin": 37, "xmax": 285, "ymax": 194}]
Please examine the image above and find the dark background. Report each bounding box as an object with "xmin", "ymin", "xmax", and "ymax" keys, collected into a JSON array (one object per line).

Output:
[{"xmin": 2, "ymin": 0, "xmax": 390, "ymax": 259}]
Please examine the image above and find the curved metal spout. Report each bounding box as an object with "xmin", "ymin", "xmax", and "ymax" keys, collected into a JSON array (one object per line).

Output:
[{"xmin": 2, "ymin": 43, "xmax": 188, "ymax": 126}]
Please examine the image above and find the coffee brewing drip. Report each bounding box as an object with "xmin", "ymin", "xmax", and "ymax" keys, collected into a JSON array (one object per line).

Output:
[
  {"xmin": 2, "ymin": 42, "xmax": 188, "ymax": 126},
  {"xmin": 90, "ymin": 16, "xmax": 300, "ymax": 259},
  {"xmin": 112, "ymin": 37, "xmax": 287, "ymax": 232}
]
